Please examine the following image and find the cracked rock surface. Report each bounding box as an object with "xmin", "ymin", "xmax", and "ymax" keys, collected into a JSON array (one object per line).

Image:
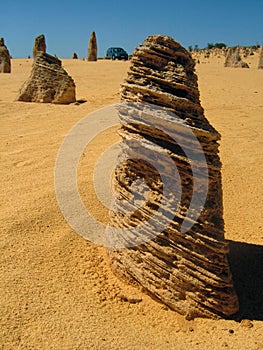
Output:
[
  {"xmin": 17, "ymin": 52, "xmax": 76, "ymax": 104},
  {"xmin": 108, "ymin": 35, "xmax": 239, "ymax": 319}
]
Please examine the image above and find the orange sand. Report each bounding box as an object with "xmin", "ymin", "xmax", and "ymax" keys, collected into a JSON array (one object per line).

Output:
[{"xmin": 0, "ymin": 53, "xmax": 262, "ymax": 349}]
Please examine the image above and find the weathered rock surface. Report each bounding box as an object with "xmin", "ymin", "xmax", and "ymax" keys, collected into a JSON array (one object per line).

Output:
[
  {"xmin": 224, "ymin": 47, "xmax": 249, "ymax": 68},
  {"xmin": 87, "ymin": 31, "xmax": 97, "ymax": 61},
  {"xmin": 17, "ymin": 52, "xmax": 76, "ymax": 104},
  {"xmin": 33, "ymin": 34, "xmax": 46, "ymax": 59},
  {"xmin": 108, "ymin": 35, "xmax": 239, "ymax": 319},
  {"xmin": 0, "ymin": 38, "xmax": 11, "ymax": 73},
  {"xmin": 258, "ymin": 46, "xmax": 263, "ymax": 69}
]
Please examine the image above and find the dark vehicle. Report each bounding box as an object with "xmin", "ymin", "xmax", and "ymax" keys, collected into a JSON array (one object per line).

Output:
[{"xmin": 106, "ymin": 47, "xmax": 128, "ymax": 60}]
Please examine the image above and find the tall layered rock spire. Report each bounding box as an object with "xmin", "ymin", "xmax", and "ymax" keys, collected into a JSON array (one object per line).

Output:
[{"xmin": 108, "ymin": 35, "xmax": 239, "ymax": 319}]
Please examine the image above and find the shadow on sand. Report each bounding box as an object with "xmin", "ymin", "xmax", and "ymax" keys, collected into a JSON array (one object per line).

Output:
[{"xmin": 228, "ymin": 240, "xmax": 263, "ymax": 321}]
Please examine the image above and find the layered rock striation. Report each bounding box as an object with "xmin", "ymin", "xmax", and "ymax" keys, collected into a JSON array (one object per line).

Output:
[
  {"xmin": 17, "ymin": 52, "xmax": 76, "ymax": 104},
  {"xmin": 108, "ymin": 35, "xmax": 239, "ymax": 319}
]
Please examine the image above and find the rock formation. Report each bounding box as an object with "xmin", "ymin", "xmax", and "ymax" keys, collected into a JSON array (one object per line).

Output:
[
  {"xmin": 258, "ymin": 46, "xmax": 263, "ymax": 69},
  {"xmin": 72, "ymin": 52, "xmax": 78, "ymax": 59},
  {"xmin": 87, "ymin": 31, "xmax": 97, "ymax": 61},
  {"xmin": 17, "ymin": 52, "xmax": 76, "ymax": 104},
  {"xmin": 108, "ymin": 35, "xmax": 239, "ymax": 319},
  {"xmin": 224, "ymin": 47, "xmax": 249, "ymax": 68},
  {"xmin": 33, "ymin": 34, "xmax": 46, "ymax": 59},
  {"xmin": 0, "ymin": 38, "xmax": 11, "ymax": 73},
  {"xmin": 204, "ymin": 50, "xmax": 210, "ymax": 58}
]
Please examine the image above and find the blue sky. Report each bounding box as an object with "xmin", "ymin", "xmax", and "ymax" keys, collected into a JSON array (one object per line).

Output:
[{"xmin": 1, "ymin": 0, "xmax": 262, "ymax": 58}]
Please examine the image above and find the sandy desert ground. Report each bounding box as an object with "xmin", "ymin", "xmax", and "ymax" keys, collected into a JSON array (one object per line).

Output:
[{"xmin": 0, "ymin": 51, "xmax": 263, "ymax": 349}]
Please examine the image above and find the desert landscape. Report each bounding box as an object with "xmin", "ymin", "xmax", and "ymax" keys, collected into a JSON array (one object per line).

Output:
[{"xmin": 0, "ymin": 45, "xmax": 263, "ymax": 350}]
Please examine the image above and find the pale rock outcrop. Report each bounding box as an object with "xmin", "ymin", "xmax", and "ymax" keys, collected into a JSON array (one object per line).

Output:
[
  {"xmin": 17, "ymin": 52, "xmax": 76, "ymax": 104},
  {"xmin": 258, "ymin": 46, "xmax": 263, "ymax": 69},
  {"xmin": 108, "ymin": 35, "xmax": 239, "ymax": 319},
  {"xmin": 224, "ymin": 47, "xmax": 249, "ymax": 68}
]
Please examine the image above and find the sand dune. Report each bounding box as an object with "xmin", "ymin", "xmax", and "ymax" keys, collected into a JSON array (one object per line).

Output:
[{"xmin": 0, "ymin": 53, "xmax": 262, "ymax": 349}]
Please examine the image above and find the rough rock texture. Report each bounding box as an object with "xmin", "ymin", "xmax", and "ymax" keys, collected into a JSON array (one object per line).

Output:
[
  {"xmin": 87, "ymin": 31, "xmax": 97, "ymax": 61},
  {"xmin": 0, "ymin": 38, "xmax": 11, "ymax": 73},
  {"xmin": 224, "ymin": 47, "xmax": 249, "ymax": 68},
  {"xmin": 17, "ymin": 52, "xmax": 76, "ymax": 104},
  {"xmin": 108, "ymin": 35, "xmax": 239, "ymax": 319},
  {"xmin": 33, "ymin": 34, "xmax": 46, "ymax": 59},
  {"xmin": 258, "ymin": 46, "xmax": 263, "ymax": 69},
  {"xmin": 72, "ymin": 52, "xmax": 78, "ymax": 59}
]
